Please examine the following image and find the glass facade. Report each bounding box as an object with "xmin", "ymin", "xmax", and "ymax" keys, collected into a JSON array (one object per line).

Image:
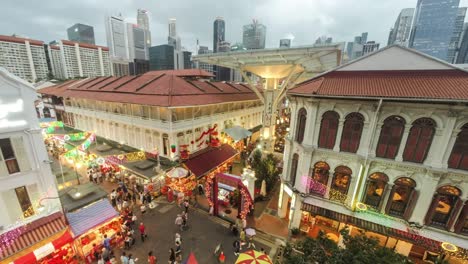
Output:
[
  {"xmin": 149, "ymin": 44, "xmax": 174, "ymax": 70},
  {"xmin": 67, "ymin": 23, "xmax": 95, "ymax": 45},
  {"xmin": 410, "ymin": 0, "xmax": 460, "ymax": 62}
]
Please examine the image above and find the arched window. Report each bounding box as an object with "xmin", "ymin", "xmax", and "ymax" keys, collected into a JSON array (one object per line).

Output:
[
  {"xmin": 448, "ymin": 123, "xmax": 468, "ymax": 170},
  {"xmin": 309, "ymin": 162, "xmax": 330, "ymax": 196},
  {"xmin": 376, "ymin": 116, "xmax": 405, "ymax": 159},
  {"xmin": 330, "ymin": 166, "xmax": 352, "ymax": 203},
  {"xmin": 363, "ymin": 172, "xmax": 389, "ymax": 210},
  {"xmin": 290, "ymin": 154, "xmax": 299, "ymax": 186},
  {"xmin": 295, "ymin": 108, "xmax": 307, "ymax": 143},
  {"xmin": 454, "ymin": 201, "xmax": 468, "ymax": 235},
  {"xmin": 318, "ymin": 111, "xmax": 339, "ymax": 149},
  {"xmin": 385, "ymin": 177, "xmax": 417, "ymax": 220},
  {"xmin": 403, "ymin": 118, "xmax": 436, "ymax": 163},
  {"xmin": 340, "ymin": 113, "xmax": 364, "ymax": 153},
  {"xmin": 425, "ymin": 186, "xmax": 462, "ymax": 230}
]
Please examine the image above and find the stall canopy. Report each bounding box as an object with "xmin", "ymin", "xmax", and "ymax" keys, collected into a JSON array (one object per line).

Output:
[
  {"xmin": 183, "ymin": 144, "xmax": 238, "ymax": 178},
  {"xmin": 67, "ymin": 199, "xmax": 118, "ymax": 237},
  {"xmin": 0, "ymin": 212, "xmax": 67, "ymax": 261},
  {"xmin": 167, "ymin": 167, "xmax": 189, "ymax": 178},
  {"xmin": 223, "ymin": 126, "xmax": 252, "ymax": 141}
]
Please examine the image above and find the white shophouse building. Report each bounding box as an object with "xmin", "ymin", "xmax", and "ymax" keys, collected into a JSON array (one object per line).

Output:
[
  {"xmin": 38, "ymin": 69, "xmax": 263, "ymax": 160},
  {"xmin": 0, "ymin": 68, "xmax": 63, "ymax": 259},
  {"xmin": 280, "ymin": 46, "xmax": 468, "ymax": 262}
]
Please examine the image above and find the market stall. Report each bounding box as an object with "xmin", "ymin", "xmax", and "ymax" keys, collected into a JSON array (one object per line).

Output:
[
  {"xmin": 163, "ymin": 167, "xmax": 197, "ymax": 197},
  {"xmin": 66, "ymin": 199, "xmax": 119, "ymax": 263}
]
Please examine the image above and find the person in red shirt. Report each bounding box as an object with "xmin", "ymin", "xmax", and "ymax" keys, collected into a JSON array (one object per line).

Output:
[
  {"xmin": 148, "ymin": 251, "xmax": 157, "ymax": 264},
  {"xmin": 139, "ymin": 222, "xmax": 146, "ymax": 242}
]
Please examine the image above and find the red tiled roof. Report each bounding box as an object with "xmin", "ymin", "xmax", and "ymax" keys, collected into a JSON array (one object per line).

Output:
[
  {"xmin": 183, "ymin": 144, "xmax": 238, "ymax": 177},
  {"xmin": 37, "ymin": 70, "xmax": 261, "ymax": 107},
  {"xmin": 289, "ymin": 70, "xmax": 468, "ymax": 101},
  {"xmin": 0, "ymin": 35, "xmax": 43, "ymax": 46},
  {"xmin": 61, "ymin": 40, "xmax": 109, "ymax": 51}
]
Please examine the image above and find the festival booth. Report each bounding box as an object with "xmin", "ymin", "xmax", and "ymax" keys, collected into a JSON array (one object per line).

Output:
[
  {"xmin": 222, "ymin": 126, "xmax": 252, "ymax": 151},
  {"xmin": 0, "ymin": 212, "xmax": 76, "ymax": 264},
  {"xmin": 66, "ymin": 199, "xmax": 119, "ymax": 263},
  {"xmin": 162, "ymin": 167, "xmax": 197, "ymax": 202}
]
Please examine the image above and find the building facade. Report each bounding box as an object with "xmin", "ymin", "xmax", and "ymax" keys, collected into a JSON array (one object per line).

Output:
[
  {"xmin": 242, "ymin": 20, "xmax": 266, "ymax": 50},
  {"xmin": 105, "ymin": 15, "xmax": 128, "ymax": 60},
  {"xmin": 280, "ymin": 46, "xmax": 468, "ymax": 262},
  {"xmin": 362, "ymin": 41, "xmax": 380, "ymax": 56},
  {"xmin": 280, "ymin": 39, "xmax": 291, "ymax": 48},
  {"xmin": 137, "ymin": 9, "xmax": 151, "ymax": 47},
  {"xmin": 126, "ymin": 23, "xmax": 149, "ymax": 61},
  {"xmin": 456, "ymin": 23, "xmax": 468, "ymax": 64},
  {"xmin": 196, "ymin": 46, "xmax": 214, "ymax": 73},
  {"xmin": 448, "ymin": 8, "xmax": 467, "ymax": 63},
  {"xmin": 0, "ymin": 35, "xmax": 48, "ymax": 83},
  {"xmin": 213, "ymin": 17, "xmax": 225, "ymax": 53},
  {"xmin": 0, "ymin": 67, "xmax": 61, "ymax": 238},
  {"xmin": 38, "ymin": 69, "xmax": 264, "ymax": 161},
  {"xmin": 67, "ymin": 23, "xmax": 95, "ymax": 45},
  {"xmin": 149, "ymin": 44, "xmax": 175, "ymax": 70},
  {"xmin": 48, "ymin": 40, "xmax": 111, "ymax": 79},
  {"xmin": 410, "ymin": 0, "xmax": 460, "ymax": 62},
  {"xmin": 387, "ymin": 8, "xmax": 414, "ymax": 46}
]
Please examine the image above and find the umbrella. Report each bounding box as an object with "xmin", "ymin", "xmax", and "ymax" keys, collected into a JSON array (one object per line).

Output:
[
  {"xmin": 167, "ymin": 167, "xmax": 189, "ymax": 178},
  {"xmin": 182, "ymin": 252, "xmax": 198, "ymax": 264},
  {"xmin": 245, "ymin": 228, "xmax": 256, "ymax": 236},
  {"xmin": 235, "ymin": 250, "xmax": 272, "ymax": 264},
  {"xmin": 260, "ymin": 180, "xmax": 267, "ymax": 197}
]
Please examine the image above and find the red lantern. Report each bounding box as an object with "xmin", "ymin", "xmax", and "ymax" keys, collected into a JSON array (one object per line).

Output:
[
  {"xmin": 190, "ymin": 140, "xmax": 194, "ymax": 144},
  {"xmin": 171, "ymin": 144, "xmax": 176, "ymax": 153}
]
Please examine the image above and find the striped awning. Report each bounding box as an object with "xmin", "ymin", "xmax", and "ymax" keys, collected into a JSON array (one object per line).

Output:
[
  {"xmin": 301, "ymin": 202, "xmax": 441, "ymax": 252},
  {"xmin": 67, "ymin": 199, "xmax": 118, "ymax": 237},
  {"xmin": 0, "ymin": 212, "xmax": 66, "ymax": 260}
]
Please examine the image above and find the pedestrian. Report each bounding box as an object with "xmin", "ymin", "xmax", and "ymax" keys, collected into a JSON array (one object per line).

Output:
[
  {"xmin": 140, "ymin": 203, "xmax": 146, "ymax": 215},
  {"xmin": 92, "ymin": 243, "xmax": 100, "ymax": 260},
  {"xmin": 121, "ymin": 252, "xmax": 129, "ymax": 264},
  {"xmin": 233, "ymin": 239, "xmax": 241, "ymax": 256},
  {"xmin": 128, "ymin": 254, "xmax": 137, "ymax": 264},
  {"xmin": 124, "ymin": 235, "xmax": 131, "ymax": 249},
  {"xmin": 97, "ymin": 254, "xmax": 104, "ymax": 264},
  {"xmin": 242, "ymin": 218, "xmax": 247, "ymax": 230},
  {"xmin": 103, "ymin": 234, "xmax": 111, "ymax": 251},
  {"xmin": 240, "ymin": 229, "xmax": 246, "ymax": 245},
  {"xmin": 139, "ymin": 222, "xmax": 146, "ymax": 242},
  {"xmin": 175, "ymin": 214, "xmax": 183, "ymax": 231},
  {"xmin": 148, "ymin": 251, "xmax": 157, "ymax": 264},
  {"xmin": 169, "ymin": 248, "xmax": 176, "ymax": 264},
  {"xmin": 110, "ymin": 189, "xmax": 117, "ymax": 207},
  {"xmin": 247, "ymin": 235, "xmax": 256, "ymax": 249},
  {"xmin": 175, "ymin": 241, "xmax": 182, "ymax": 262},
  {"xmin": 99, "ymin": 171, "xmax": 103, "ymax": 183},
  {"xmin": 183, "ymin": 199, "xmax": 189, "ymax": 213},
  {"xmin": 175, "ymin": 233, "xmax": 181, "ymax": 246},
  {"xmin": 93, "ymin": 171, "xmax": 99, "ymax": 184}
]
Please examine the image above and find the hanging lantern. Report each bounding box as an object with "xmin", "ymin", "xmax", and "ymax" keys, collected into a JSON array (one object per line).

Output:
[
  {"xmin": 190, "ymin": 140, "xmax": 194, "ymax": 145},
  {"xmin": 171, "ymin": 144, "xmax": 176, "ymax": 153}
]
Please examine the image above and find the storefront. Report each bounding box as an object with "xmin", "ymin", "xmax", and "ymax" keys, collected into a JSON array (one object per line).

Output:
[
  {"xmin": 299, "ymin": 202, "xmax": 464, "ymax": 261},
  {"xmin": 66, "ymin": 199, "xmax": 119, "ymax": 263}
]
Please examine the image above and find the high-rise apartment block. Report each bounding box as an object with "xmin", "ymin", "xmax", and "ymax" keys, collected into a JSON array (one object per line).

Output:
[
  {"xmin": 242, "ymin": 20, "xmax": 266, "ymax": 50},
  {"xmin": 196, "ymin": 46, "xmax": 214, "ymax": 73},
  {"xmin": 126, "ymin": 23, "xmax": 148, "ymax": 61},
  {"xmin": 362, "ymin": 41, "xmax": 380, "ymax": 56},
  {"xmin": 387, "ymin": 8, "xmax": 414, "ymax": 46},
  {"xmin": 448, "ymin": 7, "xmax": 467, "ymax": 63},
  {"xmin": 137, "ymin": 9, "xmax": 151, "ymax": 47},
  {"xmin": 48, "ymin": 40, "xmax": 111, "ymax": 79},
  {"xmin": 410, "ymin": 0, "xmax": 460, "ymax": 62},
  {"xmin": 67, "ymin": 23, "xmax": 95, "ymax": 45},
  {"xmin": 213, "ymin": 17, "xmax": 225, "ymax": 53},
  {"xmin": 0, "ymin": 35, "xmax": 48, "ymax": 83},
  {"xmin": 346, "ymin": 32, "xmax": 379, "ymax": 60}
]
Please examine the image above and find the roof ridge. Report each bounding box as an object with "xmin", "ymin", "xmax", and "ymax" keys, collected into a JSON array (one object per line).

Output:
[
  {"xmin": 113, "ymin": 75, "xmax": 141, "ymax": 90},
  {"xmin": 74, "ymin": 77, "xmax": 98, "ymax": 88},
  {"xmin": 87, "ymin": 76, "xmax": 113, "ymax": 89},
  {"xmin": 185, "ymin": 79, "xmax": 206, "ymax": 92},
  {"xmin": 97, "ymin": 76, "xmax": 124, "ymax": 89},
  {"xmin": 224, "ymin": 82, "xmax": 242, "ymax": 91},
  {"xmin": 204, "ymin": 81, "xmax": 224, "ymax": 92},
  {"xmin": 135, "ymin": 73, "xmax": 165, "ymax": 92}
]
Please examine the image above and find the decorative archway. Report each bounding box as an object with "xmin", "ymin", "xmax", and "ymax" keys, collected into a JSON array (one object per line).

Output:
[{"xmin": 205, "ymin": 173, "xmax": 254, "ymax": 219}]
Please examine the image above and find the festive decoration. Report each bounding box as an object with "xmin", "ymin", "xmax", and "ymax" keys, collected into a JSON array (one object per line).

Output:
[
  {"xmin": 104, "ymin": 151, "xmax": 147, "ymax": 164},
  {"xmin": 171, "ymin": 144, "xmax": 176, "ymax": 153},
  {"xmin": 195, "ymin": 124, "xmax": 218, "ymax": 142},
  {"xmin": 42, "ymin": 121, "xmax": 64, "ymax": 133},
  {"xmin": 441, "ymin": 242, "xmax": 458, "ymax": 252},
  {"xmin": 235, "ymin": 250, "xmax": 273, "ymax": 264},
  {"xmin": 179, "ymin": 145, "xmax": 190, "ymax": 160},
  {"xmin": 0, "ymin": 222, "xmax": 27, "ymax": 253}
]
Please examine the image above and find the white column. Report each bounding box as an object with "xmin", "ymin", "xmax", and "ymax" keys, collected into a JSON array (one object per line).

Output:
[
  {"xmin": 333, "ymin": 118, "xmax": 345, "ymax": 152},
  {"xmin": 24, "ymin": 41, "xmax": 37, "ymax": 82},
  {"xmin": 324, "ymin": 170, "xmax": 335, "ymax": 199},
  {"xmin": 428, "ymin": 117, "xmax": 456, "ymax": 167},
  {"xmin": 408, "ymin": 175, "xmax": 439, "ymax": 224},
  {"xmin": 442, "ymin": 131, "xmax": 459, "ymax": 166},
  {"xmin": 369, "ymin": 123, "xmax": 383, "ymax": 157},
  {"xmin": 303, "ymin": 103, "xmax": 318, "ymax": 147},
  {"xmin": 75, "ymin": 43, "xmax": 83, "ymax": 77},
  {"xmin": 395, "ymin": 124, "xmax": 412, "ymax": 162},
  {"xmin": 357, "ymin": 122, "xmax": 371, "ymax": 156},
  {"xmin": 296, "ymin": 150, "xmax": 312, "ymax": 193},
  {"xmin": 380, "ymin": 183, "xmax": 394, "ymax": 214},
  {"xmin": 289, "ymin": 103, "xmax": 298, "ymax": 141}
]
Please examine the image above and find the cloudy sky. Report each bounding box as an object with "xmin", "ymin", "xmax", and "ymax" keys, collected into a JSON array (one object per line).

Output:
[{"xmin": 2, "ymin": 0, "xmax": 468, "ymax": 53}]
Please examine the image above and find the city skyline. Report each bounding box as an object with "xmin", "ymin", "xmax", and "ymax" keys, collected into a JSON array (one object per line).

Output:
[{"xmin": 4, "ymin": 0, "xmax": 468, "ymax": 54}]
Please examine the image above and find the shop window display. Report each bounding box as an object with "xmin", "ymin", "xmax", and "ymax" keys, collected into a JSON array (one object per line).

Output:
[{"xmin": 363, "ymin": 172, "xmax": 389, "ymax": 209}]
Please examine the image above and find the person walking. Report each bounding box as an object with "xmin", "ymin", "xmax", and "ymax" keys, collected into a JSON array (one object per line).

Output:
[
  {"xmin": 233, "ymin": 239, "xmax": 241, "ymax": 256},
  {"xmin": 175, "ymin": 233, "xmax": 181, "ymax": 246},
  {"xmin": 139, "ymin": 222, "xmax": 146, "ymax": 242},
  {"xmin": 168, "ymin": 248, "xmax": 176, "ymax": 264},
  {"xmin": 103, "ymin": 234, "xmax": 111, "ymax": 251},
  {"xmin": 148, "ymin": 251, "xmax": 156, "ymax": 264},
  {"xmin": 183, "ymin": 199, "xmax": 189, "ymax": 213},
  {"xmin": 120, "ymin": 252, "xmax": 129, "ymax": 264},
  {"xmin": 175, "ymin": 241, "xmax": 182, "ymax": 262},
  {"xmin": 110, "ymin": 189, "xmax": 117, "ymax": 207},
  {"xmin": 128, "ymin": 254, "xmax": 137, "ymax": 264},
  {"xmin": 175, "ymin": 215, "xmax": 183, "ymax": 231},
  {"xmin": 140, "ymin": 204, "xmax": 146, "ymax": 215}
]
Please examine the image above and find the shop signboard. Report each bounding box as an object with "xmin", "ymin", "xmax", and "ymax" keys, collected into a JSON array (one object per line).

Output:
[{"xmin": 33, "ymin": 242, "xmax": 55, "ymax": 260}]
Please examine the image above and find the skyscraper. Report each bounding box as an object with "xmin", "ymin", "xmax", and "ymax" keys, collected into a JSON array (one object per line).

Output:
[
  {"xmin": 137, "ymin": 9, "xmax": 151, "ymax": 47},
  {"xmin": 387, "ymin": 8, "xmax": 414, "ymax": 46},
  {"xmin": 213, "ymin": 17, "xmax": 225, "ymax": 53},
  {"xmin": 127, "ymin": 23, "xmax": 148, "ymax": 60},
  {"xmin": 149, "ymin": 44, "xmax": 174, "ymax": 70},
  {"xmin": 242, "ymin": 20, "xmax": 266, "ymax": 50},
  {"xmin": 105, "ymin": 15, "xmax": 128, "ymax": 59},
  {"xmin": 448, "ymin": 7, "xmax": 467, "ymax": 63},
  {"xmin": 346, "ymin": 32, "xmax": 379, "ymax": 60},
  {"xmin": 456, "ymin": 22, "xmax": 468, "ymax": 63},
  {"xmin": 197, "ymin": 46, "xmax": 214, "ymax": 73},
  {"xmin": 409, "ymin": 0, "xmax": 460, "ymax": 62},
  {"xmin": 67, "ymin": 23, "xmax": 95, "ymax": 44}
]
